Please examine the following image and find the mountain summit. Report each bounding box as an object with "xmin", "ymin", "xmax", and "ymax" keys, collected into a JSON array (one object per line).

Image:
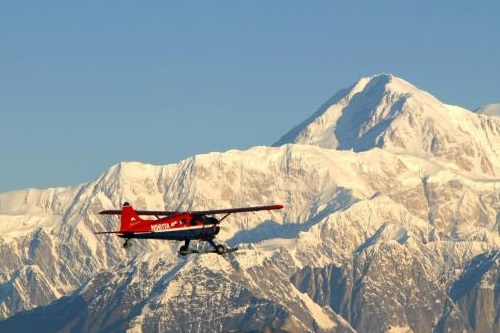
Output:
[
  {"xmin": 275, "ymin": 73, "xmax": 500, "ymax": 176},
  {"xmin": 275, "ymin": 74, "xmax": 424, "ymax": 150}
]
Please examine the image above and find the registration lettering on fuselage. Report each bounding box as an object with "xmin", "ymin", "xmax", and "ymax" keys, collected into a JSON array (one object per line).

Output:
[{"xmin": 151, "ymin": 223, "xmax": 171, "ymax": 232}]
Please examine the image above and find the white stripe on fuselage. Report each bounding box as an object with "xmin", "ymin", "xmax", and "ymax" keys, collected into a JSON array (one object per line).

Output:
[{"xmin": 150, "ymin": 224, "xmax": 212, "ymax": 233}]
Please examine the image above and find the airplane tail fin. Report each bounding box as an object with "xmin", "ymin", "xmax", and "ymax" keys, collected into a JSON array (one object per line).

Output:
[{"xmin": 120, "ymin": 202, "xmax": 141, "ymax": 231}]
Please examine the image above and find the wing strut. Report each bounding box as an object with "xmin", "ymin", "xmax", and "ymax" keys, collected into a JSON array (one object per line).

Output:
[{"xmin": 219, "ymin": 213, "xmax": 231, "ymax": 223}]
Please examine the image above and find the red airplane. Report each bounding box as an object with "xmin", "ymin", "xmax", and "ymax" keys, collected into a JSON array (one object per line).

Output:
[{"xmin": 96, "ymin": 202, "xmax": 283, "ymax": 255}]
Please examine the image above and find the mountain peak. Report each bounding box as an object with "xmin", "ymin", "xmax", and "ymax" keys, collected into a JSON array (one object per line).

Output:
[
  {"xmin": 274, "ymin": 73, "xmax": 435, "ymax": 151},
  {"xmin": 274, "ymin": 74, "xmax": 500, "ymax": 176},
  {"xmin": 351, "ymin": 73, "xmax": 417, "ymax": 95}
]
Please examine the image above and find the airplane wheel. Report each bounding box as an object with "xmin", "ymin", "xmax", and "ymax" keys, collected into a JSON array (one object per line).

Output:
[
  {"xmin": 179, "ymin": 245, "xmax": 188, "ymax": 253},
  {"xmin": 215, "ymin": 245, "xmax": 225, "ymax": 255}
]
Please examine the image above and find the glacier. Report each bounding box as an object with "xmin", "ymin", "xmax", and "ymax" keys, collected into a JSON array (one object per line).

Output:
[{"xmin": 1, "ymin": 74, "xmax": 500, "ymax": 332}]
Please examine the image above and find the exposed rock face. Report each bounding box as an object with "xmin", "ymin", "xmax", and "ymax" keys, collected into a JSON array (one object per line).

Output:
[{"xmin": 1, "ymin": 74, "xmax": 500, "ymax": 332}]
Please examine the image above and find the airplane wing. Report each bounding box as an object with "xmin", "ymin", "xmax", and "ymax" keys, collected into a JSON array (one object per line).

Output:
[
  {"xmin": 99, "ymin": 209, "xmax": 177, "ymax": 216},
  {"xmin": 190, "ymin": 204, "xmax": 284, "ymax": 216},
  {"xmin": 99, "ymin": 204, "xmax": 283, "ymax": 216}
]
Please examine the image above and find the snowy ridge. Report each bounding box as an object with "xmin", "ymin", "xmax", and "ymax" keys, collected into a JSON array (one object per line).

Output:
[
  {"xmin": 476, "ymin": 103, "xmax": 500, "ymax": 117},
  {"xmin": 1, "ymin": 74, "xmax": 500, "ymax": 332}
]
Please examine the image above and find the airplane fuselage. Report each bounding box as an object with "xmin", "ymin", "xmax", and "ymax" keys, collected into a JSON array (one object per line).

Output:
[{"xmin": 118, "ymin": 223, "xmax": 220, "ymax": 241}]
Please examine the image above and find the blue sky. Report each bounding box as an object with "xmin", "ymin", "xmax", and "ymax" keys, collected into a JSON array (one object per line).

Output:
[{"xmin": 1, "ymin": 1, "xmax": 499, "ymax": 192}]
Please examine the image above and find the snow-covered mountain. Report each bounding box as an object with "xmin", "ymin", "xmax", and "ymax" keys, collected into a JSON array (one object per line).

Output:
[
  {"xmin": 275, "ymin": 74, "xmax": 500, "ymax": 177},
  {"xmin": 1, "ymin": 74, "xmax": 500, "ymax": 332}
]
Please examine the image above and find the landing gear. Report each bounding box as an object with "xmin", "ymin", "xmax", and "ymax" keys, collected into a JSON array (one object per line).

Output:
[
  {"xmin": 215, "ymin": 244, "xmax": 226, "ymax": 255},
  {"xmin": 179, "ymin": 240, "xmax": 191, "ymax": 256},
  {"xmin": 178, "ymin": 238, "xmax": 236, "ymax": 256},
  {"xmin": 123, "ymin": 238, "xmax": 132, "ymax": 249},
  {"xmin": 208, "ymin": 238, "xmax": 226, "ymax": 255}
]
